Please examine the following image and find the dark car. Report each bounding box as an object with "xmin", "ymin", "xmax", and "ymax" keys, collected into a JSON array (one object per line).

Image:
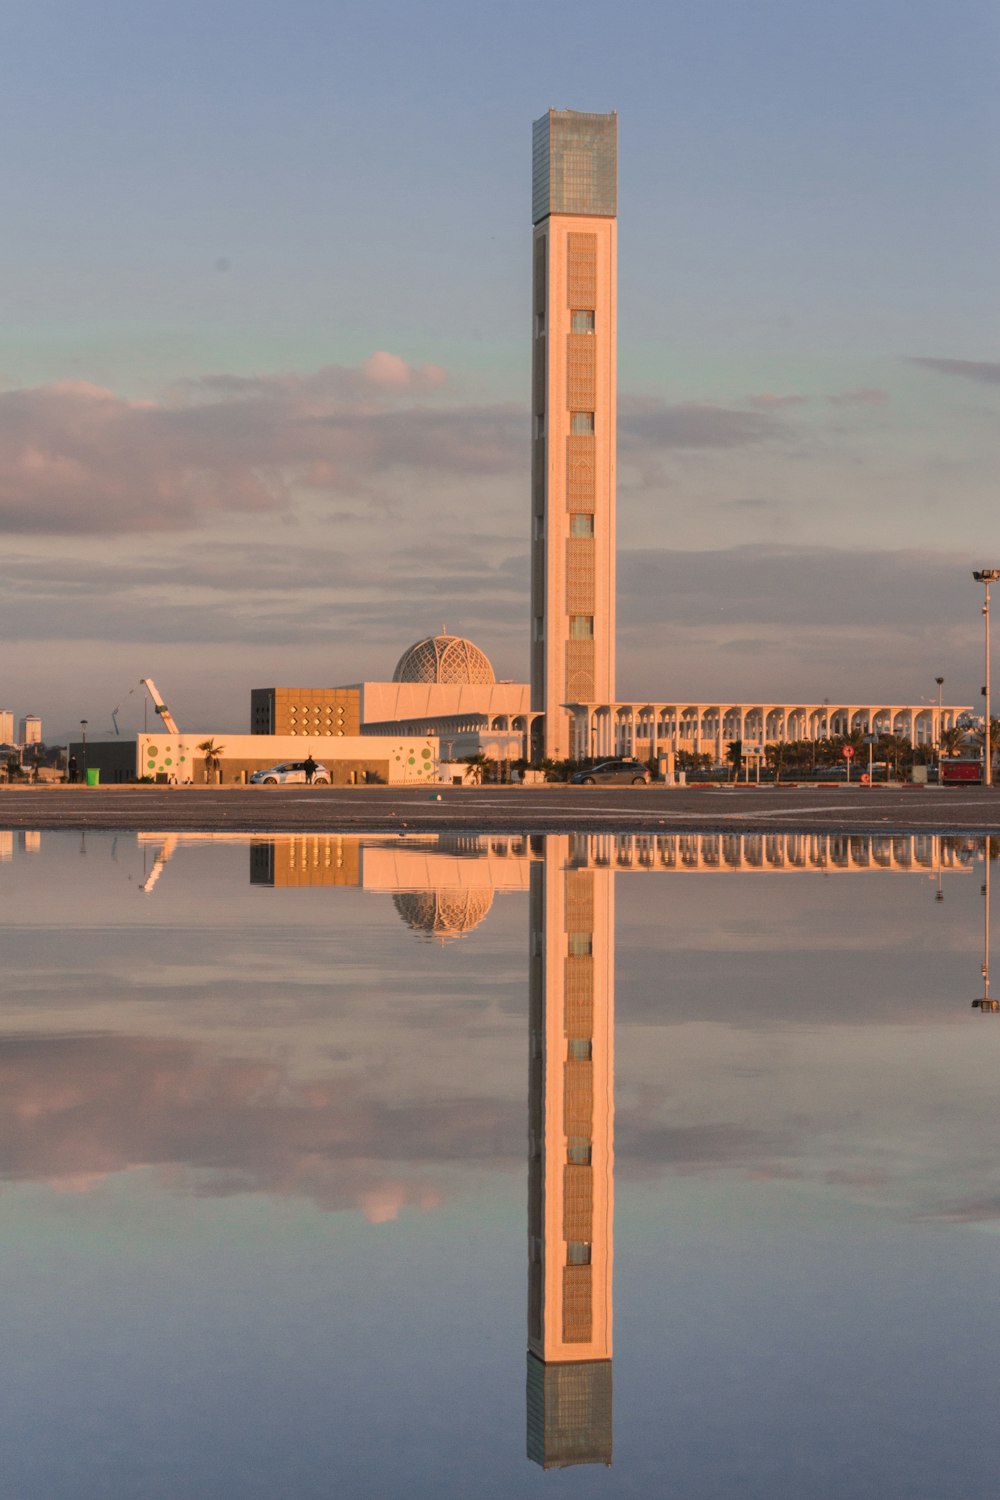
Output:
[{"xmin": 570, "ymin": 759, "xmax": 651, "ymax": 786}]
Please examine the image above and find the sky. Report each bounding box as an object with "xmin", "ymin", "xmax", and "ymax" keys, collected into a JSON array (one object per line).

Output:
[{"xmin": 1, "ymin": 0, "xmax": 998, "ymax": 737}]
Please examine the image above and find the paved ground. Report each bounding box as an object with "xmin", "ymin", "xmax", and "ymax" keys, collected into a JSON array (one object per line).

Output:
[{"xmin": 4, "ymin": 783, "xmax": 1000, "ymax": 834}]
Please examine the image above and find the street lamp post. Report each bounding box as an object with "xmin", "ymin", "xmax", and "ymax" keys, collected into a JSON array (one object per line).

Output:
[
  {"xmin": 973, "ymin": 571, "xmax": 1000, "ymax": 787},
  {"xmin": 80, "ymin": 719, "xmax": 88, "ymax": 781},
  {"xmin": 935, "ymin": 675, "xmax": 944, "ymax": 751},
  {"xmin": 973, "ymin": 848, "xmax": 998, "ymax": 1011}
]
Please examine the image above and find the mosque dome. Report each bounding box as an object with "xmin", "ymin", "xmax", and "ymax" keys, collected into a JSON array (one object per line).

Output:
[
  {"xmin": 393, "ymin": 888, "xmax": 495, "ymax": 943},
  {"xmin": 392, "ymin": 635, "xmax": 495, "ymax": 686}
]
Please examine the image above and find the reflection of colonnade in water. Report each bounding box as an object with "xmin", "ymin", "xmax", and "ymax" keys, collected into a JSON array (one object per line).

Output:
[
  {"xmin": 237, "ymin": 830, "xmax": 976, "ymax": 891},
  {"xmin": 131, "ymin": 829, "xmax": 977, "ymax": 893}
]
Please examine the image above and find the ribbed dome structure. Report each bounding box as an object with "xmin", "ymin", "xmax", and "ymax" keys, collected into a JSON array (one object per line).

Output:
[
  {"xmin": 393, "ymin": 888, "xmax": 495, "ymax": 943},
  {"xmin": 392, "ymin": 635, "xmax": 495, "ymax": 686}
]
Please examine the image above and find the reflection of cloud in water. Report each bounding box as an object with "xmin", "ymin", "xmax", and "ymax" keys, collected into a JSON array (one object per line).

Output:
[
  {"xmin": 0, "ymin": 1034, "xmax": 520, "ymax": 1216},
  {"xmin": 393, "ymin": 887, "xmax": 494, "ymax": 942}
]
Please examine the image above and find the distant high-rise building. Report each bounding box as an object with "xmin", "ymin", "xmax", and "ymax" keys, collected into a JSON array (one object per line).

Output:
[
  {"xmin": 19, "ymin": 714, "xmax": 41, "ymax": 746},
  {"xmin": 531, "ymin": 110, "xmax": 618, "ymax": 761},
  {"xmin": 0, "ymin": 710, "xmax": 13, "ymax": 745}
]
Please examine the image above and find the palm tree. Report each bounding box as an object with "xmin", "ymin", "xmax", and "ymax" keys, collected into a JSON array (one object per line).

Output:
[
  {"xmin": 197, "ymin": 738, "xmax": 225, "ymax": 784},
  {"xmin": 877, "ymin": 733, "xmax": 911, "ymax": 780},
  {"xmin": 973, "ymin": 718, "xmax": 1000, "ymax": 775},
  {"xmin": 938, "ymin": 726, "xmax": 965, "ymax": 759},
  {"xmin": 461, "ymin": 751, "xmax": 493, "ymax": 785}
]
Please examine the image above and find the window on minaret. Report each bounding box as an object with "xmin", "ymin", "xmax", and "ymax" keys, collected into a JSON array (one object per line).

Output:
[
  {"xmin": 571, "ymin": 310, "xmax": 595, "ymax": 333},
  {"xmin": 569, "ymin": 615, "xmax": 594, "ymax": 640},
  {"xmin": 570, "ymin": 411, "xmax": 595, "ymax": 435},
  {"xmin": 570, "ymin": 513, "xmax": 594, "ymax": 537}
]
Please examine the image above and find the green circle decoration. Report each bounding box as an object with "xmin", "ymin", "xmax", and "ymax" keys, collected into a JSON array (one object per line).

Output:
[
  {"xmin": 147, "ymin": 759, "xmax": 156, "ymax": 769},
  {"xmin": 421, "ymin": 749, "xmax": 431, "ymax": 760},
  {"xmin": 164, "ymin": 758, "xmax": 172, "ymax": 766}
]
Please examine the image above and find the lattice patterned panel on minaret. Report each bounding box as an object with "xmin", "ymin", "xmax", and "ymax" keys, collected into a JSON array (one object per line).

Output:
[
  {"xmin": 563, "ymin": 1164, "xmax": 594, "ymax": 1241},
  {"xmin": 566, "ymin": 639, "xmax": 596, "ymax": 703},
  {"xmin": 564, "ymin": 957, "xmax": 594, "ymax": 1035},
  {"xmin": 567, "ymin": 334, "xmax": 596, "ymax": 409},
  {"xmin": 562, "ymin": 1265, "xmax": 593, "ymax": 1345},
  {"xmin": 566, "ymin": 869, "xmax": 595, "ymax": 930},
  {"xmin": 567, "ymin": 232, "xmax": 597, "ymax": 305},
  {"xmin": 563, "ymin": 1057, "xmax": 594, "ymax": 1136},
  {"xmin": 566, "ymin": 436, "xmax": 595, "ymax": 508},
  {"xmin": 566, "ymin": 537, "xmax": 596, "ymax": 614}
]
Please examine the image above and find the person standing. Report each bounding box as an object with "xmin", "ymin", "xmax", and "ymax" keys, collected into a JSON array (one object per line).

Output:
[
  {"xmin": 67, "ymin": 754, "xmax": 78, "ymax": 784},
  {"xmin": 303, "ymin": 753, "xmax": 317, "ymax": 785}
]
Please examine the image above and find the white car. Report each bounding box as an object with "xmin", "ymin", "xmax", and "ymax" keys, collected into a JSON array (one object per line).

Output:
[{"xmin": 248, "ymin": 761, "xmax": 331, "ymax": 786}]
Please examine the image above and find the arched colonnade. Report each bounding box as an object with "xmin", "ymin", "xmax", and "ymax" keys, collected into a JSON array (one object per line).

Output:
[{"xmin": 568, "ymin": 702, "xmax": 968, "ymax": 763}]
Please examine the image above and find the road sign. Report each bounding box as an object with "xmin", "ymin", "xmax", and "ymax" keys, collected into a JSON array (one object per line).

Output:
[
  {"xmin": 861, "ymin": 772, "xmax": 871, "ymax": 784},
  {"xmin": 843, "ymin": 745, "xmax": 855, "ymax": 759}
]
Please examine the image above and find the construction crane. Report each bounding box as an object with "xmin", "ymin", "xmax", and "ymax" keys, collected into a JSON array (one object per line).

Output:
[
  {"xmin": 140, "ymin": 835, "xmax": 178, "ymax": 893},
  {"xmin": 110, "ymin": 683, "xmax": 138, "ymax": 735},
  {"xmin": 140, "ymin": 678, "xmax": 180, "ymax": 735}
]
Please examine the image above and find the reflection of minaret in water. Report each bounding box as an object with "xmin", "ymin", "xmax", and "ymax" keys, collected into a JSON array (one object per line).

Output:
[{"xmin": 527, "ymin": 834, "xmax": 613, "ymax": 1468}]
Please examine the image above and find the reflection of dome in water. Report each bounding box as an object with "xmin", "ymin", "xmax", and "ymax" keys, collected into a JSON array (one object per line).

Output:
[
  {"xmin": 393, "ymin": 888, "xmax": 495, "ymax": 943},
  {"xmin": 392, "ymin": 635, "xmax": 495, "ymax": 686}
]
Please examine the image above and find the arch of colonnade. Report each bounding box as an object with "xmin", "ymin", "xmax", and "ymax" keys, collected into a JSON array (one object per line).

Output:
[
  {"xmin": 567, "ymin": 702, "xmax": 971, "ymax": 762},
  {"xmin": 363, "ymin": 831, "xmax": 973, "ymax": 876}
]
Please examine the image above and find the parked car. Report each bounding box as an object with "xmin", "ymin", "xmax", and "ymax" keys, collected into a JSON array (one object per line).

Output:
[
  {"xmin": 249, "ymin": 761, "xmax": 331, "ymax": 785},
  {"xmin": 570, "ymin": 759, "xmax": 651, "ymax": 786}
]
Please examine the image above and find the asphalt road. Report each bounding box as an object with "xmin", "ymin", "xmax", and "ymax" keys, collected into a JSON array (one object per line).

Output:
[{"xmin": 4, "ymin": 782, "xmax": 1000, "ymax": 834}]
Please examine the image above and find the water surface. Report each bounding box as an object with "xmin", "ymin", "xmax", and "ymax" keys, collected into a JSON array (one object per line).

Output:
[{"xmin": 1, "ymin": 830, "xmax": 998, "ymax": 1498}]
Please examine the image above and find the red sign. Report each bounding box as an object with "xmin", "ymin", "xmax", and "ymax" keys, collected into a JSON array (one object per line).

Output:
[
  {"xmin": 843, "ymin": 746, "xmax": 855, "ymax": 759},
  {"xmin": 861, "ymin": 772, "xmax": 871, "ymax": 784}
]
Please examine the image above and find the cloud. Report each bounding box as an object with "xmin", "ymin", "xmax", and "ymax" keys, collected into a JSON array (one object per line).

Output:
[
  {"xmin": 0, "ymin": 359, "xmax": 792, "ymax": 537},
  {"xmin": 620, "ymin": 395, "xmax": 784, "ymax": 449},
  {"xmin": 746, "ymin": 393, "xmax": 810, "ymax": 409},
  {"xmin": 0, "ymin": 379, "xmax": 287, "ymax": 535},
  {"xmin": 0, "ymin": 1032, "xmax": 522, "ymax": 1215},
  {"xmin": 617, "ymin": 542, "xmax": 979, "ymax": 631},
  {"xmin": 910, "ymin": 358, "xmax": 1000, "ymax": 385},
  {"xmin": 825, "ymin": 387, "xmax": 889, "ymax": 406},
  {"xmin": 0, "ymin": 356, "xmax": 502, "ymax": 537}
]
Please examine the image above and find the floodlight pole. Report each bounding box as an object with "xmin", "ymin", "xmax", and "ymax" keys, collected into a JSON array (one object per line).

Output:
[{"xmin": 973, "ymin": 571, "xmax": 1000, "ymax": 787}]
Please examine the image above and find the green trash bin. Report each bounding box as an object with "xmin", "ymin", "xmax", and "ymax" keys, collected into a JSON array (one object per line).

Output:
[{"xmin": 85, "ymin": 767, "xmax": 100, "ymax": 787}]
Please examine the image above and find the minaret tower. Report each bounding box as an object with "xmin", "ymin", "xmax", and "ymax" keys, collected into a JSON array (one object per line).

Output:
[{"xmin": 531, "ymin": 111, "xmax": 618, "ymax": 762}]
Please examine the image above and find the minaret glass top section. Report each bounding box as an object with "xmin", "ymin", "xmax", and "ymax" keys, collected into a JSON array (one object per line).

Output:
[{"xmin": 532, "ymin": 110, "xmax": 617, "ymax": 224}]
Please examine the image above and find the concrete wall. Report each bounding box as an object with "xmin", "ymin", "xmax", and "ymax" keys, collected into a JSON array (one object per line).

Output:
[
  {"xmin": 348, "ymin": 681, "xmax": 530, "ymax": 724},
  {"xmin": 135, "ymin": 733, "xmax": 439, "ymax": 785}
]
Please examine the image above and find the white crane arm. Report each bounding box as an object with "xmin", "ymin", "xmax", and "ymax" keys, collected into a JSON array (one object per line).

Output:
[{"xmin": 140, "ymin": 678, "xmax": 180, "ymax": 735}]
